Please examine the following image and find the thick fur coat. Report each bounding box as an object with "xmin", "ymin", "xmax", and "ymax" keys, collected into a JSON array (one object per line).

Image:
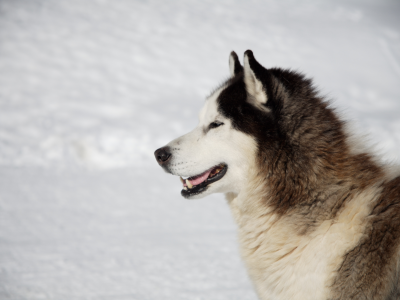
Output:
[{"xmin": 155, "ymin": 50, "xmax": 400, "ymax": 300}]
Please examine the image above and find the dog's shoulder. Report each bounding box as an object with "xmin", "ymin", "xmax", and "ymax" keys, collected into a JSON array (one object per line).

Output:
[{"xmin": 331, "ymin": 174, "xmax": 400, "ymax": 300}]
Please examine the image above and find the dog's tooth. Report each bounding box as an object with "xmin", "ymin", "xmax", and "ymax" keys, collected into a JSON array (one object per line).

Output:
[
  {"xmin": 186, "ymin": 179, "xmax": 193, "ymax": 189},
  {"xmin": 183, "ymin": 187, "xmax": 188, "ymax": 190},
  {"xmin": 180, "ymin": 177, "xmax": 184, "ymax": 184}
]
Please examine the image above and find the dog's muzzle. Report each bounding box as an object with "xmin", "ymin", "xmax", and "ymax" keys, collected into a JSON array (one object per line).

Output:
[{"xmin": 154, "ymin": 147, "xmax": 172, "ymax": 167}]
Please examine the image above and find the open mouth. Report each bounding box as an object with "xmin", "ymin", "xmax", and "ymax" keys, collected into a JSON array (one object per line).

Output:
[{"xmin": 180, "ymin": 164, "xmax": 227, "ymax": 198}]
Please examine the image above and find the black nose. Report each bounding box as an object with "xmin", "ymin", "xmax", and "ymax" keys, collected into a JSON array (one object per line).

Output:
[{"xmin": 154, "ymin": 147, "xmax": 172, "ymax": 165}]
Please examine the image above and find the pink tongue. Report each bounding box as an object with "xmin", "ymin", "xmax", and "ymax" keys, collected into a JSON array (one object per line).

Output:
[{"xmin": 184, "ymin": 169, "xmax": 212, "ymax": 187}]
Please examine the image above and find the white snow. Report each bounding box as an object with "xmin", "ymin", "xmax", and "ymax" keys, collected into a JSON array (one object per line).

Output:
[{"xmin": 0, "ymin": 0, "xmax": 399, "ymax": 299}]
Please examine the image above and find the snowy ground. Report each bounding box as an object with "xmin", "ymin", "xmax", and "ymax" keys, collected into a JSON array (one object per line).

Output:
[{"xmin": 0, "ymin": 0, "xmax": 399, "ymax": 299}]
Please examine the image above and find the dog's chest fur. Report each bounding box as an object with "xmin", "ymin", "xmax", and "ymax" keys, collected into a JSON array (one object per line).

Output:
[{"xmin": 226, "ymin": 185, "xmax": 380, "ymax": 300}]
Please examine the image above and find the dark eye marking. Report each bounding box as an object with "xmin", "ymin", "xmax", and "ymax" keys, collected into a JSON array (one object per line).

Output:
[{"xmin": 209, "ymin": 121, "xmax": 224, "ymax": 129}]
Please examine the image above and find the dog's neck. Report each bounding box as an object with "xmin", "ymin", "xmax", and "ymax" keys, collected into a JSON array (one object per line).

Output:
[
  {"xmin": 226, "ymin": 144, "xmax": 385, "ymax": 229},
  {"xmin": 224, "ymin": 153, "xmax": 385, "ymax": 300}
]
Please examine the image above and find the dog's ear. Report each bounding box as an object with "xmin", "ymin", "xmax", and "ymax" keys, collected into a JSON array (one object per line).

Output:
[
  {"xmin": 243, "ymin": 50, "xmax": 268, "ymax": 105},
  {"xmin": 229, "ymin": 51, "xmax": 243, "ymax": 77}
]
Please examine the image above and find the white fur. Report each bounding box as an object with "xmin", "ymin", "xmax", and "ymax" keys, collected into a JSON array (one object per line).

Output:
[
  {"xmin": 165, "ymin": 88, "xmax": 256, "ymax": 198},
  {"xmin": 227, "ymin": 178, "xmax": 382, "ymax": 300},
  {"xmin": 243, "ymin": 53, "xmax": 268, "ymax": 105}
]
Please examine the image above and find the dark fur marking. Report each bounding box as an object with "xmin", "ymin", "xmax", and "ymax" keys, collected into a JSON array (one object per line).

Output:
[{"xmin": 230, "ymin": 51, "xmax": 243, "ymax": 76}]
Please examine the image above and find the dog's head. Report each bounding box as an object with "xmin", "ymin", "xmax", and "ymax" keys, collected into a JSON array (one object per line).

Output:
[{"xmin": 154, "ymin": 50, "xmax": 331, "ymax": 199}]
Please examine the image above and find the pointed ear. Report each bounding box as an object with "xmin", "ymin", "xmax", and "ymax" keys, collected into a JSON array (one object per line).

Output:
[
  {"xmin": 243, "ymin": 50, "xmax": 268, "ymax": 105},
  {"xmin": 229, "ymin": 51, "xmax": 243, "ymax": 77}
]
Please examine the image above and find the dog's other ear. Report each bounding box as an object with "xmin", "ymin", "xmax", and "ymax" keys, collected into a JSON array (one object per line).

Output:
[
  {"xmin": 229, "ymin": 51, "xmax": 243, "ymax": 77},
  {"xmin": 243, "ymin": 50, "xmax": 268, "ymax": 105}
]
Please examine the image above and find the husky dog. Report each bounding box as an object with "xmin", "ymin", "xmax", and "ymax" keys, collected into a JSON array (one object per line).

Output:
[{"xmin": 154, "ymin": 50, "xmax": 400, "ymax": 300}]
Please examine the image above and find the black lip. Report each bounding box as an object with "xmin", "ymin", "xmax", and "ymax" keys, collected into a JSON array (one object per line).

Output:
[{"xmin": 181, "ymin": 164, "xmax": 228, "ymax": 199}]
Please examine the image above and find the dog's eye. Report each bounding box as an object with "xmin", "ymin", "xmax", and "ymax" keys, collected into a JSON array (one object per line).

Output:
[{"xmin": 209, "ymin": 121, "xmax": 224, "ymax": 129}]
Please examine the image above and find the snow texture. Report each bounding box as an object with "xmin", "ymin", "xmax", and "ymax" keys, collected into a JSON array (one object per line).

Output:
[{"xmin": 0, "ymin": 0, "xmax": 399, "ymax": 299}]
